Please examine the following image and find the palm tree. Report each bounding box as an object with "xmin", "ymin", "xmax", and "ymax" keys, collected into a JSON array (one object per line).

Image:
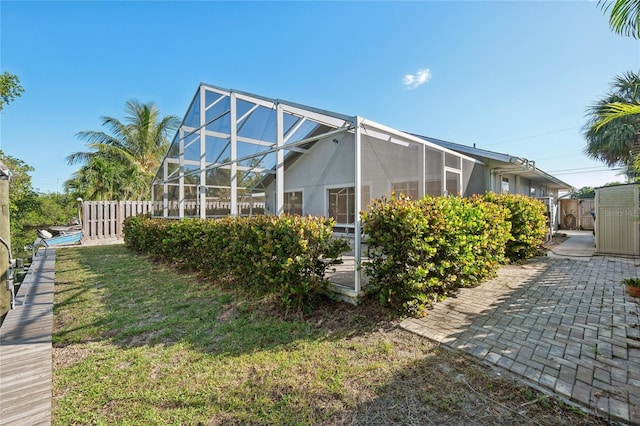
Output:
[
  {"xmin": 583, "ymin": 71, "xmax": 640, "ymax": 170},
  {"xmin": 593, "ymin": 102, "xmax": 640, "ymax": 130},
  {"xmin": 65, "ymin": 156, "xmax": 126, "ymax": 200},
  {"xmin": 66, "ymin": 100, "xmax": 179, "ymax": 200},
  {"xmin": 600, "ymin": 0, "xmax": 640, "ymax": 39}
]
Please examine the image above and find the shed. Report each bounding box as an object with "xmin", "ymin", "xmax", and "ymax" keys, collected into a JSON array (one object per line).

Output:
[{"xmin": 594, "ymin": 184, "xmax": 640, "ymax": 256}]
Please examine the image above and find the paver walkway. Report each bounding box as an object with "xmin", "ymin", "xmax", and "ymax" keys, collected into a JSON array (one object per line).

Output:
[{"xmin": 401, "ymin": 243, "xmax": 640, "ymax": 424}]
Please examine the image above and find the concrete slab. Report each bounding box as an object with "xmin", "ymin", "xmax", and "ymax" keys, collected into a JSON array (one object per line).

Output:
[{"xmin": 547, "ymin": 230, "xmax": 595, "ymax": 260}]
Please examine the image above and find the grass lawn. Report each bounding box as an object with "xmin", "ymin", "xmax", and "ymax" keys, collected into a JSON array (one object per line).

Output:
[{"xmin": 53, "ymin": 245, "xmax": 605, "ymax": 425}]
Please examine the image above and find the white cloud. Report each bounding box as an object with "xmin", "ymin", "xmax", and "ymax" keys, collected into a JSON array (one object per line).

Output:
[{"xmin": 403, "ymin": 68, "xmax": 432, "ymax": 90}]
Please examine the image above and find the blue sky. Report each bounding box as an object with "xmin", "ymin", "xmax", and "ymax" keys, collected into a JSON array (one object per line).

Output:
[{"xmin": 1, "ymin": 1, "xmax": 638, "ymax": 193}]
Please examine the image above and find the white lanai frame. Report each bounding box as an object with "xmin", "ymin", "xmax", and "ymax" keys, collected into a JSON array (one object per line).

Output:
[
  {"xmin": 353, "ymin": 119, "xmax": 483, "ymax": 293},
  {"xmin": 153, "ymin": 83, "xmax": 354, "ymax": 219},
  {"xmin": 153, "ymin": 83, "xmax": 480, "ymax": 295}
]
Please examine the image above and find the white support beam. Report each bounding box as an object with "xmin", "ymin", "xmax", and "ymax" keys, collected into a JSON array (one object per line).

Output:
[
  {"xmin": 276, "ymin": 104, "xmax": 284, "ymax": 215},
  {"xmin": 284, "ymin": 146, "xmax": 309, "ymax": 154},
  {"xmin": 360, "ymin": 127, "xmax": 410, "ymax": 147},
  {"xmin": 179, "ymin": 128, "xmax": 185, "ymax": 218},
  {"xmin": 163, "ymin": 160, "xmax": 169, "ymax": 218},
  {"xmin": 236, "ymin": 135, "xmax": 277, "ymax": 148},
  {"xmin": 198, "ymin": 126, "xmax": 352, "ymax": 176},
  {"xmin": 283, "ymin": 117, "xmax": 307, "ymax": 143},
  {"xmin": 199, "ymin": 86, "xmax": 207, "ymax": 218},
  {"xmin": 202, "ymin": 84, "xmax": 230, "ymax": 98},
  {"xmin": 182, "ymin": 125, "xmax": 230, "ymax": 142},
  {"xmin": 230, "ymin": 93, "xmax": 238, "ymax": 216},
  {"xmin": 233, "ymin": 91, "xmax": 276, "ymax": 109},
  {"xmin": 204, "ymin": 91, "xmax": 226, "ymax": 112},
  {"xmin": 419, "ymin": 144, "xmax": 425, "ymax": 198},
  {"xmin": 281, "ymin": 103, "xmax": 349, "ymax": 129},
  {"xmin": 237, "ymin": 104, "xmax": 259, "ymax": 126},
  {"xmin": 354, "ymin": 117, "xmax": 363, "ymax": 294}
]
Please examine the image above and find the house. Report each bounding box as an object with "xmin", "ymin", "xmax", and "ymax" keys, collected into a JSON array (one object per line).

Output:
[
  {"xmin": 412, "ymin": 136, "xmax": 573, "ymax": 233},
  {"xmin": 152, "ymin": 83, "xmax": 573, "ymax": 297}
]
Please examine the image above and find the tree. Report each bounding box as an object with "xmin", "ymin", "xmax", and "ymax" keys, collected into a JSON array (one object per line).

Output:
[
  {"xmin": 587, "ymin": 1, "xmax": 640, "ymax": 160},
  {"xmin": 600, "ymin": 0, "xmax": 640, "ymax": 39},
  {"xmin": 0, "ymin": 71, "xmax": 24, "ymax": 111},
  {"xmin": 583, "ymin": 71, "xmax": 640, "ymax": 170},
  {"xmin": 66, "ymin": 100, "xmax": 179, "ymax": 201},
  {"xmin": 592, "ymin": 102, "xmax": 640, "ymax": 131},
  {"xmin": 571, "ymin": 187, "xmax": 596, "ymax": 199},
  {"xmin": 0, "ymin": 151, "xmax": 38, "ymax": 241}
]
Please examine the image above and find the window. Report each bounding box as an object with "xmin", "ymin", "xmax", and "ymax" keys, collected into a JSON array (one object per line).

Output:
[
  {"xmin": 328, "ymin": 187, "xmax": 355, "ymax": 224},
  {"xmin": 445, "ymin": 152, "xmax": 461, "ymax": 169},
  {"xmin": 392, "ymin": 180, "xmax": 419, "ymax": 199},
  {"xmin": 446, "ymin": 171, "xmax": 460, "ymax": 196},
  {"xmin": 502, "ymin": 177, "xmax": 510, "ymax": 194},
  {"xmin": 284, "ymin": 191, "xmax": 303, "ymax": 215},
  {"xmin": 425, "ymin": 147, "xmax": 443, "ymax": 196}
]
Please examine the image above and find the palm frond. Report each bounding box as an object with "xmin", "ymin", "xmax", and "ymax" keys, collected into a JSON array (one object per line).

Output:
[
  {"xmin": 600, "ymin": 0, "xmax": 640, "ymax": 38},
  {"xmin": 65, "ymin": 99, "xmax": 177, "ymax": 200},
  {"xmin": 593, "ymin": 102, "xmax": 640, "ymax": 131}
]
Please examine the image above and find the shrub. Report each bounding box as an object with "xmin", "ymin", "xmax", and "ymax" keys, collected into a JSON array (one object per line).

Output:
[
  {"xmin": 362, "ymin": 194, "xmax": 510, "ymax": 316},
  {"xmin": 123, "ymin": 215, "xmax": 349, "ymax": 312},
  {"xmin": 483, "ymin": 192, "xmax": 548, "ymax": 261}
]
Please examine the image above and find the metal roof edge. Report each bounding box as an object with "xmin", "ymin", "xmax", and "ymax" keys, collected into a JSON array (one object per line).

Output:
[
  {"xmin": 361, "ymin": 119, "xmax": 484, "ymax": 165},
  {"xmin": 412, "ymin": 133, "xmax": 573, "ymax": 190}
]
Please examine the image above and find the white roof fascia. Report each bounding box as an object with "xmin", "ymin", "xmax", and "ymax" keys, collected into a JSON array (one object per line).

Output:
[
  {"xmin": 279, "ymin": 102, "xmax": 354, "ymax": 129},
  {"xmin": 417, "ymin": 135, "xmax": 523, "ymax": 164},
  {"xmin": 200, "ymin": 82, "xmax": 354, "ymax": 128},
  {"xmin": 201, "ymin": 83, "xmax": 230, "ymax": 98},
  {"xmin": 233, "ymin": 91, "xmax": 278, "ymax": 109},
  {"xmin": 424, "ymin": 136, "xmax": 573, "ymax": 190},
  {"xmin": 360, "ymin": 119, "xmax": 484, "ymax": 166},
  {"xmin": 277, "ymin": 100, "xmax": 354, "ymax": 124}
]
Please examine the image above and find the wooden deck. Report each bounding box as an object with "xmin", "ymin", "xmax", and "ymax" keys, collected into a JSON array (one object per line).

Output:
[{"xmin": 0, "ymin": 248, "xmax": 55, "ymax": 426}]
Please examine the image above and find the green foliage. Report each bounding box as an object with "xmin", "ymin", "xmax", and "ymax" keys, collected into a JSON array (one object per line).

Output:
[
  {"xmin": 600, "ymin": 0, "xmax": 640, "ymax": 39},
  {"xmin": 123, "ymin": 215, "xmax": 349, "ymax": 312},
  {"xmin": 0, "ymin": 151, "xmax": 77, "ymax": 256},
  {"xmin": 583, "ymin": 71, "xmax": 640, "ymax": 171},
  {"xmin": 65, "ymin": 100, "xmax": 180, "ymax": 201},
  {"xmin": 483, "ymin": 192, "xmax": 548, "ymax": 261},
  {"xmin": 621, "ymin": 277, "xmax": 640, "ymax": 287},
  {"xmin": 0, "ymin": 71, "xmax": 24, "ymax": 111},
  {"xmin": 0, "ymin": 151, "xmax": 37, "ymax": 243},
  {"xmin": 362, "ymin": 194, "xmax": 510, "ymax": 316},
  {"xmin": 571, "ymin": 187, "xmax": 595, "ymax": 199}
]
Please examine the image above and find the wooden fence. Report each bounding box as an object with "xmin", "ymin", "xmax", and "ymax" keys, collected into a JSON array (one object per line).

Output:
[
  {"xmin": 81, "ymin": 201, "xmax": 153, "ymax": 241},
  {"xmin": 559, "ymin": 198, "xmax": 595, "ymax": 230},
  {"xmin": 80, "ymin": 200, "xmax": 266, "ymax": 241}
]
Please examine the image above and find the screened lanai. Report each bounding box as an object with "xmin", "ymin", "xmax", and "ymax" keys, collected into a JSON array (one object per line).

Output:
[{"xmin": 152, "ymin": 83, "xmax": 484, "ymax": 296}]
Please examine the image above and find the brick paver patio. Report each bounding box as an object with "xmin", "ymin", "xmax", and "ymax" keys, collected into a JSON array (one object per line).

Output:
[{"xmin": 401, "ymin": 253, "xmax": 640, "ymax": 424}]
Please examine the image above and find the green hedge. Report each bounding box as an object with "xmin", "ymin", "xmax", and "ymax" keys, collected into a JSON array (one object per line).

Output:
[
  {"xmin": 483, "ymin": 192, "xmax": 548, "ymax": 261},
  {"xmin": 362, "ymin": 194, "xmax": 511, "ymax": 316},
  {"xmin": 123, "ymin": 215, "xmax": 350, "ymax": 312},
  {"xmin": 361, "ymin": 192, "xmax": 549, "ymax": 315}
]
